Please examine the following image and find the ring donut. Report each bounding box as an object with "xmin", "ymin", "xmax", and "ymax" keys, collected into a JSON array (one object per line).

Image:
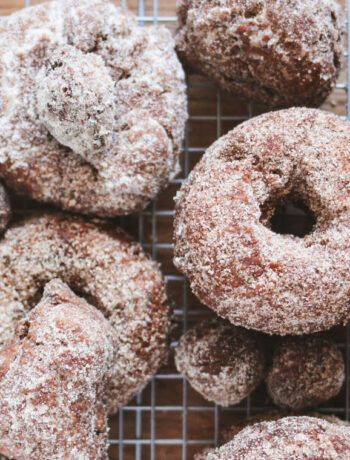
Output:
[
  {"xmin": 0, "ymin": 0, "xmax": 187, "ymax": 216},
  {"xmin": 0, "ymin": 213, "xmax": 169, "ymax": 412},
  {"xmin": 174, "ymin": 108, "xmax": 350, "ymax": 335}
]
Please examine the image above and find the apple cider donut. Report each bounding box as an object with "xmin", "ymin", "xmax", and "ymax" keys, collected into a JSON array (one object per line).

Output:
[
  {"xmin": 0, "ymin": 213, "xmax": 170, "ymax": 413},
  {"xmin": 200, "ymin": 416, "xmax": 350, "ymax": 459},
  {"xmin": 174, "ymin": 108, "xmax": 350, "ymax": 335},
  {"xmin": 0, "ymin": 0, "xmax": 187, "ymax": 217},
  {"xmin": 266, "ymin": 337, "xmax": 345, "ymax": 410},
  {"xmin": 175, "ymin": 320, "xmax": 265, "ymax": 406},
  {"xmin": 0, "ymin": 280, "xmax": 117, "ymax": 460},
  {"xmin": 176, "ymin": 0, "xmax": 345, "ymax": 107}
]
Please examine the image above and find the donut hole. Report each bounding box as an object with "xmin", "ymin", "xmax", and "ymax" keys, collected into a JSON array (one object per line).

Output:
[
  {"xmin": 270, "ymin": 198, "xmax": 317, "ymax": 237},
  {"xmin": 262, "ymin": 195, "xmax": 317, "ymax": 237}
]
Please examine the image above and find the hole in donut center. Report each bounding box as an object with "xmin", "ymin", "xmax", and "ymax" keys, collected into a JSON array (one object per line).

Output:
[
  {"xmin": 267, "ymin": 197, "xmax": 316, "ymax": 237},
  {"xmin": 26, "ymin": 281, "xmax": 107, "ymax": 318}
]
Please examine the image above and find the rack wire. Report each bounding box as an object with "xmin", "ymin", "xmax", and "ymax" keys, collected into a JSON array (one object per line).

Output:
[{"xmin": 1, "ymin": 0, "xmax": 349, "ymax": 459}]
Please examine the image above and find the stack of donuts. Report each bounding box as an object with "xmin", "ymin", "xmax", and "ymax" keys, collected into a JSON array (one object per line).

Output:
[{"xmin": 0, "ymin": 0, "xmax": 349, "ymax": 459}]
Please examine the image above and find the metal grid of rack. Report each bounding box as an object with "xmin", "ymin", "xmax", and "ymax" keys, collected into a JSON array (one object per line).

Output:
[{"xmin": 1, "ymin": 1, "xmax": 349, "ymax": 459}]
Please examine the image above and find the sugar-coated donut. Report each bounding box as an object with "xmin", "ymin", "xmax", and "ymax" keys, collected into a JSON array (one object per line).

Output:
[
  {"xmin": 266, "ymin": 337, "xmax": 345, "ymax": 410},
  {"xmin": 201, "ymin": 416, "xmax": 350, "ymax": 459},
  {"xmin": 220, "ymin": 412, "xmax": 350, "ymax": 445},
  {"xmin": 175, "ymin": 320, "xmax": 265, "ymax": 406},
  {"xmin": 0, "ymin": 0, "xmax": 187, "ymax": 217},
  {"xmin": 176, "ymin": 0, "xmax": 345, "ymax": 107},
  {"xmin": 0, "ymin": 213, "xmax": 169, "ymax": 413},
  {"xmin": 194, "ymin": 413, "xmax": 350, "ymax": 460},
  {"xmin": 174, "ymin": 108, "xmax": 350, "ymax": 335},
  {"xmin": 0, "ymin": 280, "xmax": 117, "ymax": 460}
]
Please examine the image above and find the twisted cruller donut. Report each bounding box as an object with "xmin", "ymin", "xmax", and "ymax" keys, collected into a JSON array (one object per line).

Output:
[
  {"xmin": 176, "ymin": 0, "xmax": 345, "ymax": 107},
  {"xmin": 198, "ymin": 416, "xmax": 350, "ymax": 459},
  {"xmin": 0, "ymin": 0, "xmax": 187, "ymax": 217},
  {"xmin": 0, "ymin": 280, "xmax": 116, "ymax": 460},
  {"xmin": 174, "ymin": 108, "xmax": 350, "ymax": 335},
  {"xmin": 0, "ymin": 213, "xmax": 169, "ymax": 413}
]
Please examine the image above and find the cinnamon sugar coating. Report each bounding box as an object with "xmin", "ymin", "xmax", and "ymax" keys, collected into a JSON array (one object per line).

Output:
[
  {"xmin": 174, "ymin": 108, "xmax": 350, "ymax": 335},
  {"xmin": 195, "ymin": 413, "xmax": 350, "ymax": 460},
  {"xmin": 199, "ymin": 416, "xmax": 350, "ymax": 459},
  {"xmin": 176, "ymin": 0, "xmax": 344, "ymax": 107},
  {"xmin": 220, "ymin": 412, "xmax": 350, "ymax": 447},
  {"xmin": 0, "ymin": 280, "xmax": 116, "ymax": 460},
  {"xmin": 175, "ymin": 320, "xmax": 265, "ymax": 406},
  {"xmin": 0, "ymin": 213, "xmax": 170, "ymax": 413},
  {"xmin": 266, "ymin": 337, "xmax": 345, "ymax": 410},
  {"xmin": 0, "ymin": 0, "xmax": 187, "ymax": 217}
]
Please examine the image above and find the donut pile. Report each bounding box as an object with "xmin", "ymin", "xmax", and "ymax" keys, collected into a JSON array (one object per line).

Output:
[{"xmin": 0, "ymin": 0, "xmax": 349, "ymax": 458}]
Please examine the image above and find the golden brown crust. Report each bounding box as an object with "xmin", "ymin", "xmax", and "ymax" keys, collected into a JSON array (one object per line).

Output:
[
  {"xmin": 0, "ymin": 0, "xmax": 187, "ymax": 217},
  {"xmin": 174, "ymin": 108, "xmax": 350, "ymax": 335},
  {"xmin": 0, "ymin": 213, "xmax": 170, "ymax": 413},
  {"xmin": 176, "ymin": 0, "xmax": 345, "ymax": 107},
  {"xmin": 0, "ymin": 279, "xmax": 115, "ymax": 460}
]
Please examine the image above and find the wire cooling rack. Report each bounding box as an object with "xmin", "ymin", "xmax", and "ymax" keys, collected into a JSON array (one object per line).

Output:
[{"xmin": 0, "ymin": 1, "xmax": 349, "ymax": 459}]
